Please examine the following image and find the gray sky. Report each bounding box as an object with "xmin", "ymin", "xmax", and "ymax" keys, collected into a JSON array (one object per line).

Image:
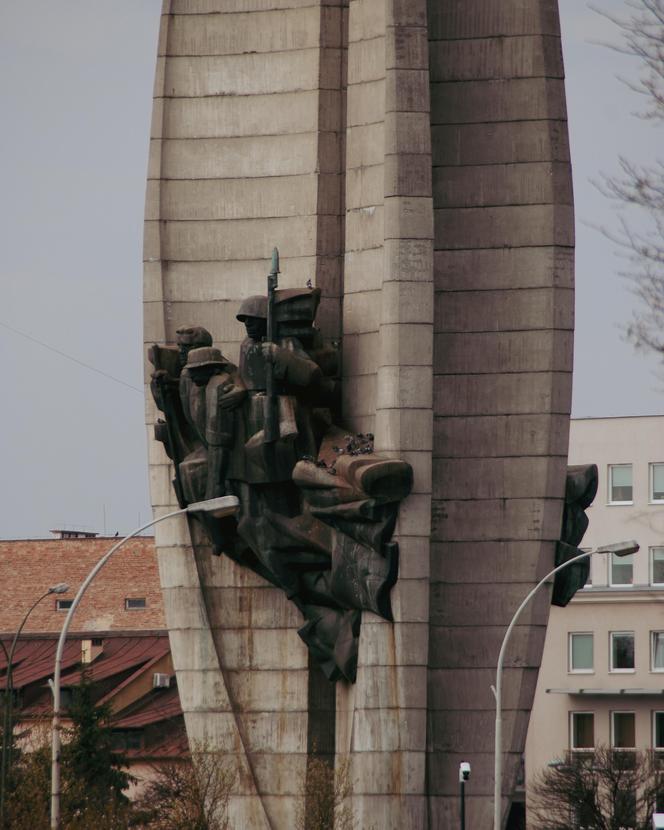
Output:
[{"xmin": 0, "ymin": 1, "xmax": 662, "ymax": 538}]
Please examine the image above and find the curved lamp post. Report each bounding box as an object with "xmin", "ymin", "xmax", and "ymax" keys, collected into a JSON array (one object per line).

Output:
[
  {"xmin": 0, "ymin": 582, "xmax": 69, "ymax": 825},
  {"xmin": 491, "ymin": 540, "xmax": 639, "ymax": 830},
  {"xmin": 49, "ymin": 495, "xmax": 238, "ymax": 830}
]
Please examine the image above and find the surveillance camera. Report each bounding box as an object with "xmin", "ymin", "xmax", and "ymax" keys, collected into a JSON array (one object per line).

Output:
[{"xmin": 459, "ymin": 762, "xmax": 471, "ymax": 782}]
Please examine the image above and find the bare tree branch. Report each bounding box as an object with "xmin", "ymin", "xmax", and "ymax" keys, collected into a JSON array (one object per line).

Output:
[
  {"xmin": 591, "ymin": 1, "xmax": 664, "ymax": 359},
  {"xmin": 530, "ymin": 746, "xmax": 663, "ymax": 830}
]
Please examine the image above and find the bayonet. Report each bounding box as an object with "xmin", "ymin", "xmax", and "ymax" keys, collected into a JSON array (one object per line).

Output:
[{"xmin": 263, "ymin": 247, "xmax": 280, "ymax": 443}]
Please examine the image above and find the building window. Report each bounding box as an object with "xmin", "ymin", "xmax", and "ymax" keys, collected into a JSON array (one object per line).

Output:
[
  {"xmin": 56, "ymin": 599, "xmax": 73, "ymax": 611},
  {"xmin": 612, "ymin": 712, "xmax": 636, "ymax": 749},
  {"xmin": 651, "ymin": 548, "xmax": 664, "ymax": 585},
  {"xmin": 60, "ymin": 688, "xmax": 74, "ymax": 709},
  {"xmin": 651, "ymin": 463, "xmax": 664, "ymax": 502},
  {"xmin": 652, "ymin": 633, "xmax": 664, "ymax": 671},
  {"xmin": 569, "ymin": 633, "xmax": 594, "ymax": 673},
  {"xmin": 125, "ymin": 598, "xmax": 146, "ymax": 610},
  {"xmin": 611, "ymin": 632, "xmax": 635, "ymax": 672},
  {"xmin": 111, "ymin": 730, "xmax": 143, "ymax": 751},
  {"xmin": 654, "ymin": 712, "xmax": 664, "ymax": 750},
  {"xmin": 610, "ymin": 552, "xmax": 633, "ymax": 586},
  {"xmin": 609, "ymin": 464, "xmax": 633, "ymax": 504},
  {"xmin": 571, "ymin": 712, "xmax": 595, "ymax": 750}
]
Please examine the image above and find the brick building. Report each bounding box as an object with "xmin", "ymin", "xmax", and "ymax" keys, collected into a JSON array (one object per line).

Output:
[
  {"xmin": 0, "ymin": 531, "xmax": 186, "ymax": 792},
  {"xmin": 0, "ymin": 532, "xmax": 165, "ymax": 633}
]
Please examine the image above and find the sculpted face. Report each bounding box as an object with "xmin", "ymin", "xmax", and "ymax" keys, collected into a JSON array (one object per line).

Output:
[
  {"xmin": 244, "ymin": 316, "xmax": 267, "ymax": 341},
  {"xmin": 178, "ymin": 340, "xmax": 194, "ymax": 368},
  {"xmin": 188, "ymin": 364, "xmax": 217, "ymax": 387}
]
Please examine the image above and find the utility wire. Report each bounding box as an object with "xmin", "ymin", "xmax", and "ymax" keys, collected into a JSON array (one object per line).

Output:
[{"xmin": 0, "ymin": 319, "xmax": 143, "ymax": 394}]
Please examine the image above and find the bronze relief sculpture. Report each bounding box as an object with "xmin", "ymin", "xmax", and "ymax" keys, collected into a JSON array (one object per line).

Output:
[{"xmin": 148, "ymin": 250, "xmax": 413, "ymax": 682}]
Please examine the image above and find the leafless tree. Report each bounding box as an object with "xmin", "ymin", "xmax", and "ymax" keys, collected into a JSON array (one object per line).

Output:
[
  {"xmin": 133, "ymin": 744, "xmax": 235, "ymax": 830},
  {"xmin": 529, "ymin": 745, "xmax": 664, "ymax": 829},
  {"xmin": 591, "ymin": 1, "xmax": 664, "ymax": 354},
  {"xmin": 296, "ymin": 755, "xmax": 354, "ymax": 830}
]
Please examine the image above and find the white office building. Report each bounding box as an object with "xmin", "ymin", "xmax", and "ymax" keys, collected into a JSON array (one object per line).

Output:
[{"xmin": 526, "ymin": 415, "xmax": 664, "ymax": 810}]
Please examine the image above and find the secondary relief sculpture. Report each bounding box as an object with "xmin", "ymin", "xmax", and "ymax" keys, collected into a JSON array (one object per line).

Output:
[
  {"xmin": 552, "ymin": 464, "xmax": 599, "ymax": 607},
  {"xmin": 148, "ymin": 250, "xmax": 413, "ymax": 683}
]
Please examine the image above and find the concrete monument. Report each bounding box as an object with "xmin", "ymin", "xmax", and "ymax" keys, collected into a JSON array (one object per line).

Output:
[{"xmin": 144, "ymin": 1, "xmax": 575, "ymax": 826}]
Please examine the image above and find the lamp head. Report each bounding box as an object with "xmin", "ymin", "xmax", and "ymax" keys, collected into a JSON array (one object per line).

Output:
[
  {"xmin": 49, "ymin": 583, "xmax": 70, "ymax": 595},
  {"xmin": 186, "ymin": 495, "xmax": 240, "ymax": 520},
  {"xmin": 595, "ymin": 540, "xmax": 639, "ymax": 558}
]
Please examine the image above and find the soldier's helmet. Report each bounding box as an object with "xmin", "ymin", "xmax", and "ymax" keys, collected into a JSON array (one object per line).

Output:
[
  {"xmin": 185, "ymin": 346, "xmax": 227, "ymax": 370},
  {"xmin": 236, "ymin": 296, "xmax": 267, "ymax": 322},
  {"xmin": 175, "ymin": 325, "xmax": 213, "ymax": 348}
]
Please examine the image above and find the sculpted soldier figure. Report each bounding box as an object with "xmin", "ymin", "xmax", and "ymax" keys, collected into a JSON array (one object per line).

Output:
[
  {"xmin": 148, "ymin": 325, "xmax": 214, "ymax": 505},
  {"xmin": 148, "ymin": 328, "xmax": 245, "ymax": 553},
  {"xmin": 178, "ymin": 346, "xmax": 245, "ymax": 503},
  {"xmin": 148, "ymin": 250, "xmax": 414, "ymax": 682},
  {"xmin": 552, "ymin": 464, "xmax": 598, "ymax": 606}
]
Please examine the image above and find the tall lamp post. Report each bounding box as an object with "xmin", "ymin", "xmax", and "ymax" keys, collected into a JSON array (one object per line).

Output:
[
  {"xmin": 49, "ymin": 495, "xmax": 238, "ymax": 830},
  {"xmin": 491, "ymin": 540, "xmax": 639, "ymax": 830},
  {"xmin": 0, "ymin": 582, "xmax": 69, "ymax": 826}
]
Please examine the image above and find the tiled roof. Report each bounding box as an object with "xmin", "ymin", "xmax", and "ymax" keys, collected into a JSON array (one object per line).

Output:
[
  {"xmin": 60, "ymin": 636, "xmax": 169, "ymax": 687},
  {"xmin": 2, "ymin": 632, "xmax": 185, "ymax": 760},
  {"xmin": 0, "ymin": 634, "xmax": 170, "ymax": 690},
  {"xmin": 0, "ymin": 639, "xmax": 80, "ymax": 689},
  {"xmin": 125, "ymin": 729, "xmax": 189, "ymax": 760},
  {"xmin": 114, "ymin": 686, "xmax": 181, "ymax": 728}
]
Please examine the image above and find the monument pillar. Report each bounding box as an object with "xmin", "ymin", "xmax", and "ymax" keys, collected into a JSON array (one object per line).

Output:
[{"xmin": 144, "ymin": 1, "xmax": 574, "ymax": 827}]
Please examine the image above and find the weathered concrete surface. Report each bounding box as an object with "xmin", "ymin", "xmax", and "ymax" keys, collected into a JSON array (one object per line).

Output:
[
  {"xmin": 144, "ymin": 1, "xmax": 341, "ymax": 824},
  {"xmin": 335, "ymin": 2, "xmax": 434, "ymax": 828},
  {"xmin": 144, "ymin": 0, "xmax": 573, "ymax": 827},
  {"xmin": 427, "ymin": 0, "xmax": 573, "ymax": 825}
]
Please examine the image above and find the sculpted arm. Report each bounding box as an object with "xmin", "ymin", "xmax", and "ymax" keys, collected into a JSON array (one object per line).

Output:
[{"xmin": 261, "ymin": 342, "xmax": 322, "ymax": 388}]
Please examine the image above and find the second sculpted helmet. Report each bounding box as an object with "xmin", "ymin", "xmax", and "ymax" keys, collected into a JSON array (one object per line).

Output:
[
  {"xmin": 176, "ymin": 325, "xmax": 213, "ymax": 348},
  {"xmin": 236, "ymin": 295, "xmax": 267, "ymax": 322},
  {"xmin": 185, "ymin": 347, "xmax": 227, "ymax": 370}
]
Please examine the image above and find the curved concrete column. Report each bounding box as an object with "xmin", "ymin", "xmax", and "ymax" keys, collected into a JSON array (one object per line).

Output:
[
  {"xmin": 337, "ymin": 0, "xmax": 434, "ymax": 827},
  {"xmin": 426, "ymin": 1, "xmax": 573, "ymax": 825}
]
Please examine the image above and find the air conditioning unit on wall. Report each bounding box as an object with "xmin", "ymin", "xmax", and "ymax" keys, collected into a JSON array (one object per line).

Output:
[{"xmin": 152, "ymin": 672, "xmax": 170, "ymax": 689}]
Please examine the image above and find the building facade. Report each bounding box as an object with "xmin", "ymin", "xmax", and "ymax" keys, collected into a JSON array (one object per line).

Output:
[
  {"xmin": 0, "ymin": 533, "xmax": 186, "ymax": 793},
  {"xmin": 527, "ymin": 416, "xmax": 664, "ymax": 807},
  {"xmin": 0, "ymin": 532, "xmax": 165, "ymax": 634}
]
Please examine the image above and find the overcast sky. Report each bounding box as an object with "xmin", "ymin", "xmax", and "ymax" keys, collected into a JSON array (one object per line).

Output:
[{"xmin": 0, "ymin": 1, "xmax": 662, "ymax": 539}]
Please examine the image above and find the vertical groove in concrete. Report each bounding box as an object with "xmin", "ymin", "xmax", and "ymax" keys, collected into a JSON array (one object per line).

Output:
[
  {"xmin": 314, "ymin": 3, "xmax": 348, "ymax": 344},
  {"xmin": 426, "ymin": 1, "xmax": 573, "ymax": 826},
  {"xmin": 335, "ymin": 0, "xmax": 387, "ymax": 797},
  {"xmin": 339, "ymin": 0, "xmax": 386, "ymax": 438},
  {"xmin": 337, "ymin": 1, "xmax": 434, "ymax": 827}
]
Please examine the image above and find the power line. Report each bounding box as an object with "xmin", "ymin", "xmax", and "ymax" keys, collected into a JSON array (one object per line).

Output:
[{"xmin": 0, "ymin": 319, "xmax": 143, "ymax": 394}]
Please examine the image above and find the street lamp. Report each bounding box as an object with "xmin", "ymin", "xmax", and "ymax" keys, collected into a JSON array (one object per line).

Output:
[
  {"xmin": 1, "ymin": 582, "xmax": 69, "ymax": 825},
  {"xmin": 491, "ymin": 540, "xmax": 639, "ymax": 830},
  {"xmin": 49, "ymin": 495, "xmax": 238, "ymax": 830},
  {"xmin": 459, "ymin": 762, "xmax": 471, "ymax": 830}
]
